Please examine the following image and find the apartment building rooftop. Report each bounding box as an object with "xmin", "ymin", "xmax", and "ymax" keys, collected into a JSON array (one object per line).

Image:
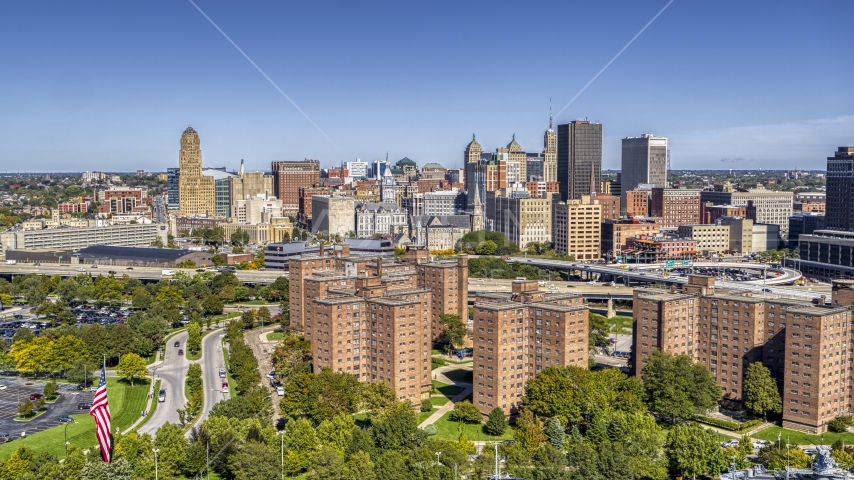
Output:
[{"xmin": 785, "ymin": 305, "xmax": 851, "ymax": 316}]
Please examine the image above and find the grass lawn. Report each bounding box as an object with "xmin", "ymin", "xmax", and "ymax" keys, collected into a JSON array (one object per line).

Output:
[
  {"xmin": 187, "ymin": 348, "xmax": 201, "ymax": 361},
  {"xmin": 418, "ymin": 409, "xmax": 436, "ymax": 424},
  {"xmin": 266, "ymin": 330, "xmax": 287, "ymax": 341},
  {"xmin": 210, "ymin": 311, "xmax": 240, "ymax": 325},
  {"xmin": 14, "ymin": 409, "xmax": 46, "ymax": 421},
  {"xmin": 752, "ymin": 426, "xmax": 854, "ymax": 446},
  {"xmin": 442, "ymin": 368, "xmax": 473, "ymax": 384},
  {"xmin": 132, "ymin": 379, "xmax": 160, "ymax": 433},
  {"xmin": 145, "ymin": 351, "xmax": 158, "ymax": 365},
  {"xmin": 608, "ymin": 315, "xmax": 633, "ymax": 335},
  {"xmin": 0, "ymin": 377, "xmax": 149, "ymax": 460},
  {"xmin": 433, "ymin": 380, "xmax": 462, "ymax": 400},
  {"xmin": 431, "ymin": 411, "xmax": 514, "ymax": 442},
  {"xmin": 430, "ymin": 395, "xmax": 450, "ymax": 407},
  {"xmin": 432, "ymin": 349, "xmax": 444, "ymax": 356}
]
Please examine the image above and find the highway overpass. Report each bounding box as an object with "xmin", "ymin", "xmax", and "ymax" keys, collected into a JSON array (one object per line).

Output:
[{"xmin": 0, "ymin": 263, "xmax": 282, "ymax": 285}]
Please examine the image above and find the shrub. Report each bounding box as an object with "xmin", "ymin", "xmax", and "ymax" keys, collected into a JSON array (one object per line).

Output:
[
  {"xmin": 424, "ymin": 424, "xmax": 438, "ymax": 436},
  {"xmin": 420, "ymin": 399, "xmax": 432, "ymax": 413},
  {"xmin": 449, "ymin": 400, "xmax": 482, "ymax": 424},
  {"xmin": 432, "ymin": 357, "xmax": 446, "ymax": 369},
  {"xmin": 693, "ymin": 415, "xmax": 763, "ymax": 432},
  {"xmin": 829, "ymin": 415, "xmax": 854, "ymax": 433}
]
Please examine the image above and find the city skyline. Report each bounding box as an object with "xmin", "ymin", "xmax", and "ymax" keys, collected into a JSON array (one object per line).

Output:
[{"xmin": 0, "ymin": 1, "xmax": 851, "ymax": 172}]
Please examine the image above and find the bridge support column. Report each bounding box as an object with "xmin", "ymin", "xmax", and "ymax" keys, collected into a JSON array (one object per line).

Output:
[{"xmin": 606, "ymin": 294, "xmax": 616, "ymax": 319}]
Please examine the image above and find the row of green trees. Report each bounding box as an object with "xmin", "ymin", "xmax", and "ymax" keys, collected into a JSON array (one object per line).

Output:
[{"xmin": 0, "ymin": 270, "xmax": 289, "ymax": 311}]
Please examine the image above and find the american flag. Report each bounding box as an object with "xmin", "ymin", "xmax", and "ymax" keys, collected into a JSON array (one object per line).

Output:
[{"xmin": 90, "ymin": 362, "xmax": 112, "ymax": 463}]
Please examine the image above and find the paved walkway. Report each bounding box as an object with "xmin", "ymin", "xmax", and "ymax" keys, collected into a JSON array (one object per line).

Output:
[
  {"xmin": 418, "ymin": 365, "xmax": 473, "ymax": 428},
  {"xmin": 244, "ymin": 327, "xmax": 281, "ymax": 418}
]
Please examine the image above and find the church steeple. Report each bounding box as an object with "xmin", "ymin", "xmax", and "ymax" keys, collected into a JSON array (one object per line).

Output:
[{"xmin": 471, "ymin": 180, "xmax": 484, "ymax": 232}]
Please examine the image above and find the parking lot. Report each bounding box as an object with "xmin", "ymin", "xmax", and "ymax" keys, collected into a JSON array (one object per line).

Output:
[{"xmin": 0, "ymin": 377, "xmax": 91, "ymax": 439}]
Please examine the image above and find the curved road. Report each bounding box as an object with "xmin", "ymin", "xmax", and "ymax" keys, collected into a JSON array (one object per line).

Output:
[
  {"xmin": 138, "ymin": 331, "xmax": 188, "ymax": 435},
  {"xmin": 195, "ymin": 328, "xmax": 229, "ymax": 427}
]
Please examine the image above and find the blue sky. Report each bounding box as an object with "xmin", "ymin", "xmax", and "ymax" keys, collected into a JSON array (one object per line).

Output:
[{"xmin": 0, "ymin": 1, "xmax": 851, "ymax": 173}]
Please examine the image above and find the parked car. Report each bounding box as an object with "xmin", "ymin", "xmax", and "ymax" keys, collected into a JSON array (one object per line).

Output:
[
  {"xmin": 762, "ymin": 288, "xmax": 773, "ymax": 293},
  {"xmin": 29, "ymin": 393, "xmax": 44, "ymax": 400},
  {"xmin": 0, "ymin": 385, "xmax": 6, "ymax": 391},
  {"xmin": 58, "ymin": 416, "xmax": 74, "ymax": 423},
  {"xmin": 276, "ymin": 386, "xmax": 285, "ymax": 396},
  {"xmin": 158, "ymin": 389, "xmax": 166, "ymax": 402},
  {"xmin": 77, "ymin": 403, "xmax": 91, "ymax": 410},
  {"xmin": 126, "ymin": 267, "xmax": 134, "ymax": 270},
  {"xmin": 108, "ymin": 270, "xmax": 116, "ymax": 275},
  {"xmin": 90, "ymin": 265, "xmax": 98, "ymax": 268},
  {"xmin": 222, "ymin": 383, "xmax": 229, "ymax": 394},
  {"xmin": 90, "ymin": 386, "xmax": 97, "ymax": 392},
  {"xmin": 196, "ymin": 268, "xmax": 206, "ymax": 272}
]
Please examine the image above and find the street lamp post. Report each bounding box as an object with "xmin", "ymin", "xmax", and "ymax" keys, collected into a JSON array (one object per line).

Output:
[
  {"xmin": 278, "ymin": 431, "xmax": 285, "ymax": 480},
  {"xmin": 153, "ymin": 448, "xmax": 160, "ymax": 480},
  {"xmin": 64, "ymin": 421, "xmax": 78, "ymax": 457}
]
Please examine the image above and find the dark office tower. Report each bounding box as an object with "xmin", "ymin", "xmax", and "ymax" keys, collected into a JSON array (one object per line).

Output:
[
  {"xmin": 826, "ymin": 146, "xmax": 854, "ymax": 232},
  {"xmin": 621, "ymin": 134, "xmax": 668, "ymax": 209},
  {"xmin": 166, "ymin": 167, "xmax": 180, "ymax": 208},
  {"xmin": 557, "ymin": 120, "xmax": 602, "ymax": 201},
  {"xmin": 271, "ymin": 160, "xmax": 321, "ymax": 217}
]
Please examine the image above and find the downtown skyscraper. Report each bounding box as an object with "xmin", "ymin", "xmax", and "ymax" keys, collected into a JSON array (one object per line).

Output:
[
  {"xmin": 557, "ymin": 120, "xmax": 602, "ymax": 201},
  {"xmin": 620, "ymin": 134, "xmax": 668, "ymax": 208},
  {"xmin": 826, "ymin": 146, "xmax": 854, "ymax": 232}
]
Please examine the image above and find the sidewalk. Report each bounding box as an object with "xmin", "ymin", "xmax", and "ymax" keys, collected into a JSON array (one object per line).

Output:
[
  {"xmin": 126, "ymin": 349, "xmax": 165, "ymax": 433},
  {"xmin": 418, "ymin": 364, "xmax": 473, "ymax": 428}
]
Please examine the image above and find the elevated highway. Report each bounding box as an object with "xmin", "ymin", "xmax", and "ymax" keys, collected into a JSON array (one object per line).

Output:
[
  {"xmin": 484, "ymin": 258, "xmax": 821, "ymax": 302},
  {"xmin": 0, "ymin": 263, "xmax": 282, "ymax": 285}
]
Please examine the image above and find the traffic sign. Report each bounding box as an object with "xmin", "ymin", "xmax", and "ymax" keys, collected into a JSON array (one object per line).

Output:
[
  {"xmin": 681, "ymin": 260, "xmax": 690, "ymax": 266},
  {"xmin": 665, "ymin": 260, "xmax": 675, "ymax": 267}
]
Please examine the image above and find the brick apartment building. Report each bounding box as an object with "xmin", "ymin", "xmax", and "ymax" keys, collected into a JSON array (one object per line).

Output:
[
  {"xmin": 472, "ymin": 280, "xmax": 590, "ymax": 416},
  {"xmin": 593, "ymin": 194, "xmax": 621, "ymax": 221},
  {"xmin": 651, "ymin": 188, "xmax": 702, "ymax": 229},
  {"xmin": 633, "ymin": 275, "xmax": 854, "ymax": 434},
  {"xmin": 290, "ymin": 245, "xmax": 469, "ymax": 401},
  {"xmin": 297, "ymin": 186, "xmax": 334, "ymax": 229},
  {"xmin": 272, "ymin": 160, "xmax": 321, "ymax": 216},
  {"xmin": 701, "ymin": 203, "xmax": 747, "ymax": 225},
  {"xmin": 600, "ymin": 218, "xmax": 660, "ymax": 261},
  {"xmin": 290, "ymin": 245, "xmax": 468, "ymax": 341},
  {"xmin": 626, "ymin": 190, "xmax": 650, "ymax": 218}
]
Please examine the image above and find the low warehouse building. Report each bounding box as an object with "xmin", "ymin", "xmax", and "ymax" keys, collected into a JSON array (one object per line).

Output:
[{"xmin": 72, "ymin": 245, "xmax": 215, "ymax": 268}]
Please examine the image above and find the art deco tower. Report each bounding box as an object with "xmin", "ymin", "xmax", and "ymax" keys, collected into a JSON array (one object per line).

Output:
[
  {"xmin": 543, "ymin": 107, "xmax": 557, "ymax": 183},
  {"xmin": 178, "ymin": 126, "xmax": 216, "ymax": 216}
]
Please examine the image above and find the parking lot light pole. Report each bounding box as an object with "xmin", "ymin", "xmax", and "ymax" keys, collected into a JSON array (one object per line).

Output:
[
  {"xmin": 277, "ymin": 431, "xmax": 284, "ymax": 480},
  {"xmin": 153, "ymin": 448, "xmax": 160, "ymax": 480},
  {"xmin": 64, "ymin": 421, "xmax": 78, "ymax": 457}
]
